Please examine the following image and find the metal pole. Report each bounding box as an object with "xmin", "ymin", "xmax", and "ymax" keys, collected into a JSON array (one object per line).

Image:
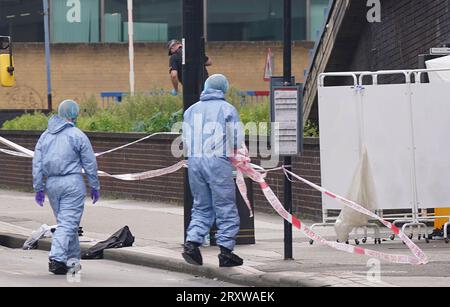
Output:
[
  {"xmin": 127, "ymin": 0, "xmax": 135, "ymax": 96},
  {"xmin": 183, "ymin": 0, "xmax": 204, "ymax": 241},
  {"xmin": 100, "ymin": 0, "xmax": 105, "ymax": 42},
  {"xmin": 43, "ymin": 0, "xmax": 52, "ymax": 111},
  {"xmin": 203, "ymin": 0, "xmax": 208, "ymax": 42},
  {"xmin": 306, "ymin": 0, "xmax": 311, "ymax": 41},
  {"xmin": 283, "ymin": 0, "xmax": 293, "ymax": 260},
  {"xmin": 7, "ymin": 37, "xmax": 13, "ymax": 75}
]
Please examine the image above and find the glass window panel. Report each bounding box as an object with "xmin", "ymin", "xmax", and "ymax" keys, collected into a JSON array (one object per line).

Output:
[
  {"xmin": 104, "ymin": 0, "xmax": 181, "ymax": 43},
  {"xmin": 310, "ymin": 0, "xmax": 329, "ymax": 41},
  {"xmin": 207, "ymin": 0, "xmax": 306, "ymax": 41},
  {"xmin": 0, "ymin": 0, "xmax": 44, "ymax": 42},
  {"xmin": 51, "ymin": 0, "xmax": 100, "ymax": 43},
  {"xmin": 104, "ymin": 13, "xmax": 122, "ymax": 42}
]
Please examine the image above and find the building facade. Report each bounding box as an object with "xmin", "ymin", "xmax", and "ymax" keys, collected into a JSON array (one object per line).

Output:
[
  {"xmin": 0, "ymin": 0, "xmax": 329, "ymax": 110},
  {"xmin": 303, "ymin": 0, "xmax": 450, "ymax": 123},
  {"xmin": 1, "ymin": 0, "xmax": 329, "ymax": 43}
]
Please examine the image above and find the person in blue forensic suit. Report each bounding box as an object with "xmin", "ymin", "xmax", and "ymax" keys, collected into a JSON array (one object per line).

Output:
[
  {"xmin": 182, "ymin": 74, "xmax": 244, "ymax": 267},
  {"xmin": 33, "ymin": 99, "xmax": 100, "ymax": 275}
]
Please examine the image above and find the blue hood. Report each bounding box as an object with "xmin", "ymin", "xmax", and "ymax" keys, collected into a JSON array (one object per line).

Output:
[
  {"xmin": 47, "ymin": 115, "xmax": 74, "ymax": 135},
  {"xmin": 200, "ymin": 88, "xmax": 225, "ymax": 102}
]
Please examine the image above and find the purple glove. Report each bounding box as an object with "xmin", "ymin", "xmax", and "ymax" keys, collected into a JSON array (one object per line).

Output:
[
  {"xmin": 35, "ymin": 191, "xmax": 45, "ymax": 207},
  {"xmin": 91, "ymin": 188, "xmax": 100, "ymax": 204}
]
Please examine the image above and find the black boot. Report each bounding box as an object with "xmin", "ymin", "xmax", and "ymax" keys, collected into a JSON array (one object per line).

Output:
[
  {"xmin": 49, "ymin": 260, "xmax": 68, "ymax": 275},
  {"xmin": 218, "ymin": 246, "xmax": 243, "ymax": 267},
  {"xmin": 182, "ymin": 241, "xmax": 203, "ymax": 266}
]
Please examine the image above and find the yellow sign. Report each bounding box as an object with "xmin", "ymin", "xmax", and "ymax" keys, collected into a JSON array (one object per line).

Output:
[
  {"xmin": 435, "ymin": 208, "xmax": 450, "ymax": 229},
  {"xmin": 0, "ymin": 54, "xmax": 15, "ymax": 87}
]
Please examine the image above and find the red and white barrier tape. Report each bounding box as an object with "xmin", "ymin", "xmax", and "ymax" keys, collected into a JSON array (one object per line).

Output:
[
  {"xmin": 98, "ymin": 160, "xmax": 186, "ymax": 181},
  {"xmin": 0, "ymin": 135, "xmax": 431, "ymax": 264},
  {"xmin": 0, "ymin": 148, "xmax": 32, "ymax": 158},
  {"xmin": 94, "ymin": 132, "xmax": 179, "ymax": 157},
  {"xmin": 1, "ymin": 133, "xmax": 178, "ymax": 159},
  {"xmin": 231, "ymin": 145, "xmax": 428, "ymax": 265},
  {"xmin": 0, "ymin": 136, "xmax": 34, "ymax": 158}
]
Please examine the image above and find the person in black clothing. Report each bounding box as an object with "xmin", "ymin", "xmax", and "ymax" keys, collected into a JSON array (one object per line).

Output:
[{"xmin": 167, "ymin": 39, "xmax": 212, "ymax": 96}]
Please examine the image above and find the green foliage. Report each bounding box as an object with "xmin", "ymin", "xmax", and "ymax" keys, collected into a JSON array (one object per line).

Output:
[
  {"xmin": 304, "ymin": 120, "xmax": 319, "ymax": 137},
  {"xmin": 0, "ymin": 90, "xmax": 319, "ymax": 138},
  {"xmin": 77, "ymin": 110, "xmax": 133, "ymax": 132},
  {"xmin": 2, "ymin": 112, "xmax": 50, "ymax": 131},
  {"xmin": 227, "ymin": 88, "xmax": 270, "ymax": 136},
  {"xmin": 79, "ymin": 94, "xmax": 100, "ymax": 117}
]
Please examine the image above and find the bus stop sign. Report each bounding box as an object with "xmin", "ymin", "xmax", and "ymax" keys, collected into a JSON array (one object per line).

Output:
[{"xmin": 271, "ymin": 85, "xmax": 303, "ymax": 156}]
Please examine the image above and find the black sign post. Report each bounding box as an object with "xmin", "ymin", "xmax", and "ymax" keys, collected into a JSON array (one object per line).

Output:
[
  {"xmin": 283, "ymin": 0, "xmax": 294, "ymax": 260},
  {"xmin": 182, "ymin": 0, "xmax": 205, "ymax": 241}
]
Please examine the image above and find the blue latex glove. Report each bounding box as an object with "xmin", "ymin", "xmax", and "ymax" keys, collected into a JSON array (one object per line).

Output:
[
  {"xmin": 35, "ymin": 191, "xmax": 45, "ymax": 207},
  {"xmin": 91, "ymin": 188, "xmax": 100, "ymax": 204},
  {"xmin": 170, "ymin": 89, "xmax": 178, "ymax": 96}
]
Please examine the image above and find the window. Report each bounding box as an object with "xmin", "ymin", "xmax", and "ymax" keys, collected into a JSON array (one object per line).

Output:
[
  {"xmin": 104, "ymin": 0, "xmax": 181, "ymax": 43},
  {"xmin": 0, "ymin": 0, "xmax": 44, "ymax": 42},
  {"xmin": 51, "ymin": 0, "xmax": 100, "ymax": 43},
  {"xmin": 0, "ymin": 0, "xmax": 327, "ymax": 44},
  {"xmin": 310, "ymin": 0, "xmax": 329, "ymax": 42},
  {"xmin": 207, "ymin": 0, "xmax": 307, "ymax": 41}
]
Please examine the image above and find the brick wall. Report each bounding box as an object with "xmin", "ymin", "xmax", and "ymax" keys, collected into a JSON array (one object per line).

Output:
[
  {"xmin": 0, "ymin": 131, "xmax": 322, "ymax": 221},
  {"xmin": 349, "ymin": 0, "xmax": 450, "ymax": 82},
  {"xmin": 0, "ymin": 41, "xmax": 313, "ymax": 110}
]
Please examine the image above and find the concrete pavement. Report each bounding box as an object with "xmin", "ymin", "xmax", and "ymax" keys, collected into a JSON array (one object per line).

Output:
[
  {"xmin": 1, "ymin": 189, "xmax": 450, "ymax": 287},
  {"xmin": 0, "ymin": 246, "xmax": 240, "ymax": 287}
]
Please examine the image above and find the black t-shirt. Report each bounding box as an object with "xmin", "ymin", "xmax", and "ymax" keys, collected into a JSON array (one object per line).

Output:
[{"xmin": 169, "ymin": 47, "xmax": 209, "ymax": 84}]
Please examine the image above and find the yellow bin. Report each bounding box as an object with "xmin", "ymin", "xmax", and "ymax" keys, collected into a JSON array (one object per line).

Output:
[
  {"xmin": 0, "ymin": 54, "xmax": 15, "ymax": 87},
  {"xmin": 435, "ymin": 208, "xmax": 450, "ymax": 229}
]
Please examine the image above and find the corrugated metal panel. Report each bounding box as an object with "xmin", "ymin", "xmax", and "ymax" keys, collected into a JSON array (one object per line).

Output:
[
  {"xmin": 123, "ymin": 22, "xmax": 168, "ymax": 42},
  {"xmin": 52, "ymin": 0, "xmax": 100, "ymax": 43},
  {"xmin": 104, "ymin": 13, "xmax": 122, "ymax": 42}
]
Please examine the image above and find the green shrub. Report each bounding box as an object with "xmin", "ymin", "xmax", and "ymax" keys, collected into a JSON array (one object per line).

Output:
[
  {"xmin": 79, "ymin": 94, "xmax": 100, "ymax": 117},
  {"xmin": 77, "ymin": 110, "xmax": 133, "ymax": 132},
  {"xmin": 2, "ymin": 112, "xmax": 50, "ymax": 131},
  {"xmin": 0, "ymin": 91, "xmax": 319, "ymax": 137},
  {"xmin": 304, "ymin": 120, "xmax": 319, "ymax": 137}
]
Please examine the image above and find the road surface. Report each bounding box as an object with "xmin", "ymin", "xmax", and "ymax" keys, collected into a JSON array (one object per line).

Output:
[{"xmin": 0, "ymin": 246, "xmax": 240, "ymax": 287}]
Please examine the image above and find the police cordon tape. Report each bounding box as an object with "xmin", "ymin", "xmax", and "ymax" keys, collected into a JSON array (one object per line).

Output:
[
  {"xmin": 0, "ymin": 148, "xmax": 32, "ymax": 158},
  {"xmin": 0, "ymin": 135, "xmax": 429, "ymax": 265},
  {"xmin": 94, "ymin": 132, "xmax": 180, "ymax": 157},
  {"xmin": 98, "ymin": 160, "xmax": 187, "ymax": 181},
  {"xmin": 230, "ymin": 144, "xmax": 428, "ymax": 266},
  {"xmin": 0, "ymin": 136, "xmax": 34, "ymax": 158},
  {"xmin": 283, "ymin": 167, "xmax": 428, "ymax": 265}
]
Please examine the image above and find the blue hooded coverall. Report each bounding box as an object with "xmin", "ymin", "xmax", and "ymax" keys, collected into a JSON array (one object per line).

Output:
[
  {"xmin": 183, "ymin": 87, "xmax": 244, "ymax": 251},
  {"xmin": 32, "ymin": 115, "xmax": 99, "ymax": 265}
]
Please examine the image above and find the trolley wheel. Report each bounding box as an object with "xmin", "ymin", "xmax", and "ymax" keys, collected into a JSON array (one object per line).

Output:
[
  {"xmin": 345, "ymin": 241, "xmax": 349, "ymax": 245},
  {"xmin": 355, "ymin": 239, "xmax": 360, "ymax": 245},
  {"xmin": 425, "ymin": 237, "xmax": 430, "ymax": 244},
  {"xmin": 309, "ymin": 239, "xmax": 314, "ymax": 245},
  {"xmin": 445, "ymin": 238, "xmax": 449, "ymax": 244},
  {"xmin": 418, "ymin": 234, "xmax": 422, "ymax": 240},
  {"xmin": 377, "ymin": 238, "xmax": 382, "ymax": 245},
  {"xmin": 409, "ymin": 233, "xmax": 414, "ymax": 240},
  {"xmin": 390, "ymin": 234, "xmax": 395, "ymax": 241},
  {"xmin": 362, "ymin": 237, "xmax": 367, "ymax": 244}
]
